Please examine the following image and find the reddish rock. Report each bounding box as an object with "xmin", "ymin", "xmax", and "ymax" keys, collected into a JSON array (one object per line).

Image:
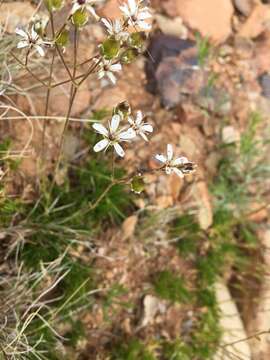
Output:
[
  {"xmin": 176, "ymin": 0, "xmax": 234, "ymax": 44},
  {"xmin": 239, "ymin": 4, "xmax": 270, "ymax": 38}
]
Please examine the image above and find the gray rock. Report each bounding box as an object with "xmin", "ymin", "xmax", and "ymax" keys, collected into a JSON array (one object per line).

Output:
[{"xmin": 258, "ymin": 73, "xmax": 270, "ymax": 99}]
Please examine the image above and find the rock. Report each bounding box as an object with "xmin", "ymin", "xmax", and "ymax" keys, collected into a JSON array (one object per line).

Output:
[
  {"xmin": 196, "ymin": 86, "xmax": 232, "ymax": 116},
  {"xmin": 222, "ymin": 126, "xmax": 240, "ymax": 144},
  {"xmin": 121, "ymin": 215, "xmax": 138, "ymax": 240},
  {"xmin": 233, "ymin": 0, "xmax": 254, "ymax": 16},
  {"xmin": 0, "ymin": 2, "xmax": 36, "ymax": 33},
  {"xmin": 258, "ymin": 73, "xmax": 270, "ymax": 98},
  {"xmin": 175, "ymin": 0, "xmax": 234, "ymax": 44},
  {"xmin": 255, "ymin": 31, "xmax": 270, "ymax": 75},
  {"xmin": 156, "ymin": 56, "xmax": 204, "ymax": 108},
  {"xmin": 145, "ymin": 34, "xmax": 195, "ymax": 95},
  {"xmin": 145, "ymin": 35, "xmax": 205, "ymax": 108},
  {"xmin": 193, "ymin": 181, "xmax": 213, "ymax": 230},
  {"xmin": 239, "ymin": 4, "xmax": 270, "ymax": 38},
  {"xmin": 247, "ymin": 203, "xmax": 268, "ymax": 222},
  {"xmin": 247, "ymin": 229, "xmax": 270, "ymax": 359},
  {"xmin": 141, "ymin": 295, "xmax": 166, "ymax": 327},
  {"xmin": 214, "ymin": 282, "xmax": 252, "ymax": 360},
  {"xmin": 49, "ymin": 71, "xmax": 91, "ymax": 117},
  {"xmin": 155, "ymin": 15, "xmax": 188, "ymax": 39},
  {"xmin": 98, "ymin": 0, "xmax": 122, "ymax": 20},
  {"xmin": 93, "ymin": 87, "xmax": 127, "ymax": 110}
]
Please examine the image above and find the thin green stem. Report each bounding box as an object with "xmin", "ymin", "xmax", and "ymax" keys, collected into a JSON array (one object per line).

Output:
[
  {"xmin": 56, "ymin": 44, "xmax": 76, "ymax": 84},
  {"xmin": 51, "ymin": 28, "xmax": 79, "ymax": 188},
  {"xmin": 42, "ymin": 12, "xmax": 56, "ymax": 156},
  {"xmin": 52, "ymin": 85, "xmax": 77, "ymax": 184}
]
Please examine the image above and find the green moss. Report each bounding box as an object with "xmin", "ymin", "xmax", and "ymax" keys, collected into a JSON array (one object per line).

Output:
[
  {"xmin": 64, "ymin": 319, "xmax": 86, "ymax": 347},
  {"xmin": 112, "ymin": 339, "xmax": 156, "ymax": 360},
  {"xmin": 162, "ymin": 341, "xmax": 193, "ymax": 360},
  {"xmin": 170, "ymin": 215, "xmax": 202, "ymax": 256},
  {"xmin": 153, "ymin": 270, "xmax": 193, "ymax": 304}
]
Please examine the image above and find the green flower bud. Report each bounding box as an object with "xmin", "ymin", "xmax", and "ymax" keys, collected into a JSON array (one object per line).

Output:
[
  {"xmin": 71, "ymin": 9, "xmax": 88, "ymax": 27},
  {"xmin": 56, "ymin": 29, "xmax": 69, "ymax": 47},
  {"xmin": 100, "ymin": 37, "xmax": 120, "ymax": 60},
  {"xmin": 131, "ymin": 175, "xmax": 145, "ymax": 194},
  {"xmin": 114, "ymin": 101, "xmax": 131, "ymax": 118},
  {"xmin": 128, "ymin": 32, "xmax": 145, "ymax": 50},
  {"xmin": 45, "ymin": 0, "xmax": 64, "ymax": 12},
  {"xmin": 121, "ymin": 48, "xmax": 139, "ymax": 64}
]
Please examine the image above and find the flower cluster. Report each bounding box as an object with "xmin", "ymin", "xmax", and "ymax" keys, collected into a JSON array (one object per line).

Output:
[
  {"xmin": 155, "ymin": 144, "xmax": 197, "ymax": 178},
  {"xmin": 120, "ymin": 0, "xmax": 152, "ymax": 30},
  {"xmin": 13, "ymin": 0, "xmax": 196, "ymax": 186},
  {"xmin": 92, "ymin": 105, "xmax": 153, "ymax": 157},
  {"xmin": 15, "ymin": 0, "xmax": 152, "ymax": 86},
  {"xmin": 92, "ymin": 103, "xmax": 196, "ymax": 180},
  {"xmin": 71, "ymin": 0, "xmax": 100, "ymax": 20},
  {"xmin": 15, "ymin": 26, "xmax": 45, "ymax": 57}
]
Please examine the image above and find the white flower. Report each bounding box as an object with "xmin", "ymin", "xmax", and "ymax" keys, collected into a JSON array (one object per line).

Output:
[
  {"xmin": 119, "ymin": 0, "xmax": 152, "ymax": 30},
  {"xmin": 155, "ymin": 144, "xmax": 194, "ymax": 178},
  {"xmin": 15, "ymin": 26, "xmax": 45, "ymax": 57},
  {"xmin": 71, "ymin": 0, "xmax": 99, "ymax": 20},
  {"xmin": 92, "ymin": 114, "xmax": 136, "ymax": 157},
  {"xmin": 128, "ymin": 111, "xmax": 153, "ymax": 141},
  {"xmin": 97, "ymin": 59, "xmax": 122, "ymax": 84},
  {"xmin": 101, "ymin": 18, "xmax": 129, "ymax": 42}
]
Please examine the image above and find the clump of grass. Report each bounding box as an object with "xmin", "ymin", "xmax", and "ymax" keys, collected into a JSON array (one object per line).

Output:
[
  {"xmin": 0, "ymin": 132, "xmax": 133, "ymax": 359},
  {"xmin": 196, "ymin": 32, "xmax": 211, "ymax": 67},
  {"xmin": 213, "ymin": 112, "xmax": 269, "ymax": 215},
  {"xmin": 153, "ymin": 270, "xmax": 192, "ymax": 304},
  {"xmin": 112, "ymin": 339, "xmax": 156, "ymax": 360}
]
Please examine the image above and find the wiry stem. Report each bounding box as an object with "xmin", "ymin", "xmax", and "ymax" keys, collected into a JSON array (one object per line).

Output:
[
  {"xmin": 10, "ymin": 52, "xmax": 48, "ymax": 87},
  {"xmin": 42, "ymin": 12, "xmax": 56, "ymax": 156}
]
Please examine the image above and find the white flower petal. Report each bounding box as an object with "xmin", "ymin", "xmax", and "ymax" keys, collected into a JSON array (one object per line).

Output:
[
  {"xmin": 92, "ymin": 123, "xmax": 109, "ymax": 136},
  {"xmin": 137, "ymin": 20, "xmax": 151, "ymax": 30},
  {"xmin": 110, "ymin": 63, "xmax": 122, "ymax": 72},
  {"xmin": 135, "ymin": 111, "xmax": 143, "ymax": 125},
  {"xmin": 17, "ymin": 41, "xmax": 29, "ymax": 49},
  {"xmin": 167, "ymin": 144, "xmax": 173, "ymax": 161},
  {"xmin": 101, "ymin": 18, "xmax": 112, "ymax": 31},
  {"xmin": 155, "ymin": 154, "xmax": 167, "ymax": 163},
  {"xmin": 71, "ymin": 2, "xmax": 81, "ymax": 13},
  {"xmin": 93, "ymin": 138, "xmax": 109, "ymax": 152},
  {"xmin": 114, "ymin": 142, "xmax": 125, "ymax": 157},
  {"xmin": 98, "ymin": 70, "xmax": 105, "ymax": 79},
  {"xmin": 119, "ymin": 128, "xmax": 136, "ymax": 140},
  {"xmin": 141, "ymin": 124, "xmax": 153, "ymax": 133},
  {"xmin": 173, "ymin": 167, "xmax": 184, "ymax": 178},
  {"xmin": 110, "ymin": 114, "xmax": 121, "ymax": 133},
  {"xmin": 173, "ymin": 157, "xmax": 188, "ymax": 166},
  {"xmin": 128, "ymin": 0, "xmax": 137, "ymax": 15},
  {"xmin": 106, "ymin": 71, "xmax": 116, "ymax": 84},
  {"xmin": 86, "ymin": 5, "xmax": 99, "ymax": 20},
  {"xmin": 138, "ymin": 11, "xmax": 152, "ymax": 20},
  {"xmin": 119, "ymin": 4, "xmax": 130, "ymax": 17},
  {"xmin": 128, "ymin": 116, "xmax": 135, "ymax": 126},
  {"xmin": 15, "ymin": 28, "xmax": 27, "ymax": 38},
  {"xmin": 31, "ymin": 27, "xmax": 38, "ymax": 40},
  {"xmin": 165, "ymin": 166, "xmax": 172, "ymax": 175},
  {"xmin": 140, "ymin": 131, "xmax": 148, "ymax": 141},
  {"xmin": 35, "ymin": 45, "xmax": 45, "ymax": 57}
]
